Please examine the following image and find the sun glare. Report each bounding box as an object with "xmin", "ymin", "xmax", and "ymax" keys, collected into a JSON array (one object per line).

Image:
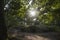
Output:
[{"xmin": 29, "ymin": 10, "xmax": 36, "ymax": 17}]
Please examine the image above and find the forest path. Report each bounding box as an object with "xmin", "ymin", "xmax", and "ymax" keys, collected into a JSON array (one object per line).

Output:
[{"xmin": 8, "ymin": 32, "xmax": 60, "ymax": 40}]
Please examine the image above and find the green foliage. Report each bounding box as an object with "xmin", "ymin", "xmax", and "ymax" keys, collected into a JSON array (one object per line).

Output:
[{"xmin": 5, "ymin": 0, "xmax": 60, "ymax": 32}]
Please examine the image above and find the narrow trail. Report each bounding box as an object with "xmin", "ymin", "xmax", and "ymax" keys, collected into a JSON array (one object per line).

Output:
[{"xmin": 8, "ymin": 32, "xmax": 60, "ymax": 40}]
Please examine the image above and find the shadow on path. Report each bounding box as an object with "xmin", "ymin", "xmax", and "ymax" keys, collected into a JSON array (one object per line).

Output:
[{"xmin": 8, "ymin": 32, "xmax": 60, "ymax": 40}]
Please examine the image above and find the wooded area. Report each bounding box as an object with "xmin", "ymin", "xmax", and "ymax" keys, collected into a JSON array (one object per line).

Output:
[{"xmin": 4, "ymin": 0, "xmax": 60, "ymax": 40}]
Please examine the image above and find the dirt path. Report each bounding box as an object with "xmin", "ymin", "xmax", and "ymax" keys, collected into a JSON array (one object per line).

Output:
[
  {"xmin": 23, "ymin": 34, "xmax": 51, "ymax": 40},
  {"xmin": 8, "ymin": 32, "xmax": 60, "ymax": 40}
]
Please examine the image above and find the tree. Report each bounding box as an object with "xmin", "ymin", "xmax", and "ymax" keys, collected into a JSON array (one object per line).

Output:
[{"xmin": 4, "ymin": 0, "xmax": 60, "ymax": 32}]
